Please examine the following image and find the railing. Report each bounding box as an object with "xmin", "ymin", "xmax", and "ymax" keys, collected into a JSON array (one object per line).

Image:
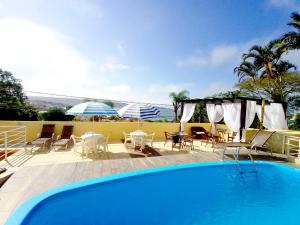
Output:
[
  {"xmin": 286, "ymin": 136, "xmax": 300, "ymax": 158},
  {"xmin": 0, "ymin": 126, "xmax": 27, "ymax": 166}
]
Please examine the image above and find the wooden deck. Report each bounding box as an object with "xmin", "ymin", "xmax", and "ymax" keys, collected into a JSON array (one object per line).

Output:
[{"xmin": 0, "ymin": 151, "xmax": 225, "ymax": 225}]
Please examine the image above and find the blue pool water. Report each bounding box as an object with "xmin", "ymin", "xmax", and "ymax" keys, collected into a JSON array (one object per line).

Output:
[{"xmin": 5, "ymin": 161, "xmax": 300, "ymax": 225}]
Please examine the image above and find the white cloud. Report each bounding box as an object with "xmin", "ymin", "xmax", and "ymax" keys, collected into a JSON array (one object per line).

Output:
[
  {"xmin": 99, "ymin": 56, "xmax": 130, "ymax": 73},
  {"xmin": 67, "ymin": 0, "xmax": 103, "ymax": 18},
  {"xmin": 176, "ymin": 35, "xmax": 279, "ymax": 69},
  {"xmin": 144, "ymin": 83, "xmax": 192, "ymax": 104},
  {"xmin": 283, "ymin": 50, "xmax": 300, "ymax": 68},
  {"xmin": 267, "ymin": 0, "xmax": 299, "ymax": 9},
  {"xmin": 0, "ymin": 17, "xmax": 91, "ymax": 91},
  {"xmin": 147, "ymin": 83, "xmax": 191, "ymax": 94},
  {"xmin": 210, "ymin": 46, "xmax": 239, "ymax": 66},
  {"xmin": 177, "ymin": 45, "xmax": 242, "ymax": 69},
  {"xmin": 0, "ymin": 17, "xmax": 134, "ymax": 101},
  {"xmin": 176, "ymin": 55, "xmax": 208, "ymax": 68},
  {"xmin": 117, "ymin": 43, "xmax": 127, "ymax": 57},
  {"xmin": 201, "ymin": 81, "xmax": 234, "ymax": 97},
  {"xmin": 110, "ymin": 84, "xmax": 131, "ymax": 93}
]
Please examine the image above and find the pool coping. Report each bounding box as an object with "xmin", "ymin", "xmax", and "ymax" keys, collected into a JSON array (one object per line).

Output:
[{"xmin": 5, "ymin": 160, "xmax": 299, "ymax": 225}]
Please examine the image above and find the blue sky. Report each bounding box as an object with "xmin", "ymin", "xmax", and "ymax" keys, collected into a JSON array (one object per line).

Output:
[{"xmin": 0, "ymin": 0, "xmax": 299, "ymax": 104}]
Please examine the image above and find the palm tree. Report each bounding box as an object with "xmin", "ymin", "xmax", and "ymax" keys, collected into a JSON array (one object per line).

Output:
[
  {"xmin": 242, "ymin": 42, "xmax": 284, "ymax": 79},
  {"xmin": 234, "ymin": 61, "xmax": 258, "ymax": 81},
  {"xmin": 169, "ymin": 90, "xmax": 189, "ymax": 122},
  {"xmin": 273, "ymin": 60, "xmax": 296, "ymax": 77},
  {"xmin": 235, "ymin": 42, "xmax": 296, "ymax": 103},
  {"xmin": 281, "ymin": 12, "xmax": 300, "ymax": 50}
]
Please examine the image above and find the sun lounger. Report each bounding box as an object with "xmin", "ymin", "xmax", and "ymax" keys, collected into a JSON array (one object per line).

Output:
[
  {"xmin": 219, "ymin": 130, "xmax": 275, "ymax": 160},
  {"xmin": 52, "ymin": 125, "xmax": 74, "ymax": 150},
  {"xmin": 26, "ymin": 124, "xmax": 55, "ymax": 152}
]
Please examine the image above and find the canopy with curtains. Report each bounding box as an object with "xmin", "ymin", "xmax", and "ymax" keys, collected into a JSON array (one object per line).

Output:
[{"xmin": 179, "ymin": 97, "xmax": 287, "ymax": 142}]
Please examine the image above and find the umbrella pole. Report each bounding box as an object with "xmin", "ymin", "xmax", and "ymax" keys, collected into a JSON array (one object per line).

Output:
[{"xmin": 93, "ymin": 116, "xmax": 95, "ymax": 132}]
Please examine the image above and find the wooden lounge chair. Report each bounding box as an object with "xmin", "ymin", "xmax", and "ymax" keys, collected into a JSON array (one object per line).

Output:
[
  {"xmin": 220, "ymin": 130, "xmax": 275, "ymax": 161},
  {"xmin": 26, "ymin": 124, "xmax": 55, "ymax": 152},
  {"xmin": 52, "ymin": 125, "xmax": 74, "ymax": 150}
]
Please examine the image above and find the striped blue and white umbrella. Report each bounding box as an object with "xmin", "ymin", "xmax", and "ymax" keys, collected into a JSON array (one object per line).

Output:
[
  {"xmin": 66, "ymin": 102, "xmax": 118, "ymax": 116},
  {"xmin": 118, "ymin": 103, "xmax": 160, "ymax": 120}
]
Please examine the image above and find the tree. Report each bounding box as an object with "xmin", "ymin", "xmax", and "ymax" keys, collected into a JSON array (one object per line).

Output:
[
  {"xmin": 281, "ymin": 12, "xmax": 300, "ymax": 50},
  {"xmin": 240, "ymin": 42, "xmax": 292, "ymax": 79},
  {"xmin": 191, "ymin": 102, "xmax": 208, "ymax": 123},
  {"xmin": 234, "ymin": 61, "xmax": 258, "ymax": 81},
  {"xmin": 289, "ymin": 113, "xmax": 300, "ymax": 130},
  {"xmin": 169, "ymin": 90, "xmax": 189, "ymax": 122},
  {"xmin": 234, "ymin": 40, "xmax": 296, "ymax": 103},
  {"xmin": 235, "ymin": 72, "xmax": 300, "ymax": 102},
  {"xmin": 38, "ymin": 107, "xmax": 74, "ymax": 121},
  {"xmin": 210, "ymin": 90, "xmax": 255, "ymax": 99},
  {"xmin": 0, "ymin": 69, "xmax": 38, "ymax": 120}
]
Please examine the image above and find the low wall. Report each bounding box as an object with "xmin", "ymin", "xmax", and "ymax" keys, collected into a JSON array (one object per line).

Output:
[
  {"xmin": 0, "ymin": 121, "xmax": 227, "ymax": 142},
  {"xmin": 3, "ymin": 120, "xmax": 297, "ymax": 155}
]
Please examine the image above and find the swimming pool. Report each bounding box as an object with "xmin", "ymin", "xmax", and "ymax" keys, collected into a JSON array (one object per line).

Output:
[{"xmin": 5, "ymin": 161, "xmax": 300, "ymax": 225}]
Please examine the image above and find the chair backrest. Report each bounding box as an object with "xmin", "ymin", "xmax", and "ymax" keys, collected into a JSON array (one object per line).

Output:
[
  {"xmin": 104, "ymin": 136, "xmax": 109, "ymax": 144},
  {"xmin": 146, "ymin": 133, "xmax": 155, "ymax": 140},
  {"xmin": 71, "ymin": 135, "xmax": 82, "ymax": 144},
  {"xmin": 250, "ymin": 130, "xmax": 275, "ymax": 148},
  {"xmin": 40, "ymin": 124, "xmax": 55, "ymax": 138},
  {"xmin": 165, "ymin": 132, "xmax": 173, "ymax": 139},
  {"xmin": 123, "ymin": 132, "xmax": 130, "ymax": 138},
  {"xmin": 61, "ymin": 125, "xmax": 74, "ymax": 139}
]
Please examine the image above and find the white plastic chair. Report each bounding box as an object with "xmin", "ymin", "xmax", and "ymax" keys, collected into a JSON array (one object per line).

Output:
[
  {"xmin": 144, "ymin": 133, "xmax": 155, "ymax": 147},
  {"xmin": 72, "ymin": 135, "xmax": 95, "ymax": 158},
  {"xmin": 97, "ymin": 136, "xmax": 109, "ymax": 152},
  {"xmin": 131, "ymin": 135, "xmax": 145, "ymax": 151},
  {"xmin": 123, "ymin": 132, "xmax": 132, "ymax": 148},
  {"xmin": 71, "ymin": 135, "xmax": 85, "ymax": 156}
]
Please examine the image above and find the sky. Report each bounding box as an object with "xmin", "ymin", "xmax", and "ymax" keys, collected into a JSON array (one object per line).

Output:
[{"xmin": 0, "ymin": 0, "xmax": 299, "ymax": 104}]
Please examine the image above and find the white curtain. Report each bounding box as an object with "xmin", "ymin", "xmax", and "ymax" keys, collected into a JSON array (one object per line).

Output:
[
  {"xmin": 256, "ymin": 103, "xmax": 287, "ymax": 129},
  {"xmin": 245, "ymin": 100, "xmax": 257, "ymax": 129},
  {"xmin": 206, "ymin": 104, "xmax": 224, "ymax": 135},
  {"xmin": 222, "ymin": 103, "xmax": 241, "ymax": 142},
  {"xmin": 180, "ymin": 103, "xmax": 196, "ymax": 132},
  {"xmin": 256, "ymin": 104, "xmax": 272, "ymax": 129},
  {"xmin": 271, "ymin": 103, "xmax": 288, "ymax": 129}
]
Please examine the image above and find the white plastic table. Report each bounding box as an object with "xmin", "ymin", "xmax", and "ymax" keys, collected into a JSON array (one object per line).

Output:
[
  {"xmin": 81, "ymin": 133, "xmax": 104, "ymax": 140},
  {"xmin": 130, "ymin": 130, "xmax": 147, "ymax": 137},
  {"xmin": 130, "ymin": 130, "xmax": 147, "ymax": 150},
  {"xmin": 80, "ymin": 133, "xmax": 104, "ymax": 155}
]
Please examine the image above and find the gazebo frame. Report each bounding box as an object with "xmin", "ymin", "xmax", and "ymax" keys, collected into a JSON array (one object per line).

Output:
[{"xmin": 177, "ymin": 97, "xmax": 287, "ymax": 138}]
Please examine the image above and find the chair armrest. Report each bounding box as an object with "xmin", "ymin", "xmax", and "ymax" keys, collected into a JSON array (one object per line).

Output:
[{"xmin": 56, "ymin": 135, "xmax": 61, "ymax": 141}]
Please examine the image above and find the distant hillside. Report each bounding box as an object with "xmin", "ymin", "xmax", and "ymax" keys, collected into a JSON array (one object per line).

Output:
[{"xmin": 28, "ymin": 96, "xmax": 175, "ymax": 121}]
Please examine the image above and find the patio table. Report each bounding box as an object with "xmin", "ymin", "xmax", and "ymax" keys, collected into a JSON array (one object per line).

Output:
[
  {"xmin": 130, "ymin": 130, "xmax": 147, "ymax": 150},
  {"xmin": 81, "ymin": 133, "xmax": 104, "ymax": 154},
  {"xmin": 130, "ymin": 130, "xmax": 147, "ymax": 137}
]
